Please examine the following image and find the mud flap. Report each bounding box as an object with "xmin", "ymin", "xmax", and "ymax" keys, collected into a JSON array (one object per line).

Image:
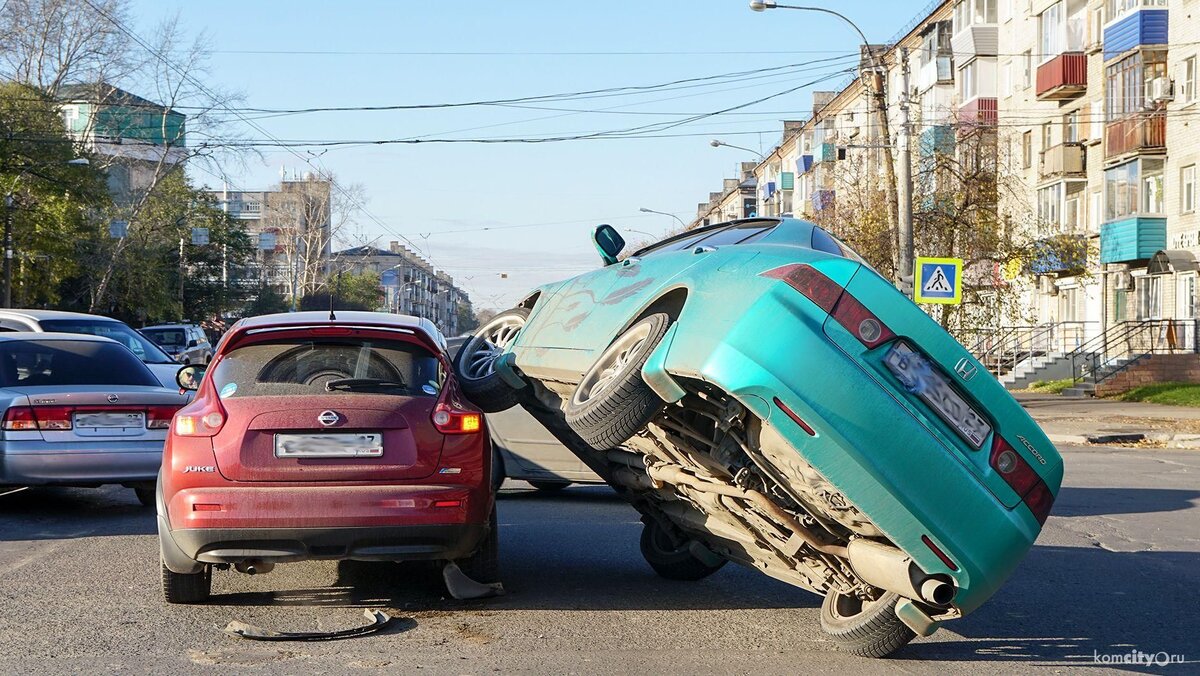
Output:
[
  {"xmin": 442, "ymin": 562, "xmax": 506, "ymax": 600},
  {"xmin": 224, "ymin": 609, "xmax": 397, "ymax": 641}
]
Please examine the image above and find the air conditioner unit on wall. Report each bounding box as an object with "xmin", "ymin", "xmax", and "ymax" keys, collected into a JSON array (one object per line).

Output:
[
  {"xmin": 1113, "ymin": 270, "xmax": 1135, "ymax": 291},
  {"xmin": 1039, "ymin": 276, "xmax": 1059, "ymax": 296}
]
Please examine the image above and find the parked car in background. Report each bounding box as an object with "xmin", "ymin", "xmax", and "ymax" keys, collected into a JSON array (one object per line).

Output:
[
  {"xmin": 454, "ymin": 218, "xmax": 1063, "ymax": 658},
  {"xmin": 0, "ymin": 333, "xmax": 187, "ymax": 505},
  {"xmin": 0, "ymin": 310, "xmax": 182, "ymax": 388},
  {"xmin": 157, "ymin": 311, "xmax": 496, "ymax": 603},
  {"xmin": 142, "ymin": 324, "xmax": 214, "ymax": 365},
  {"xmin": 448, "ymin": 335, "xmax": 602, "ymax": 492}
]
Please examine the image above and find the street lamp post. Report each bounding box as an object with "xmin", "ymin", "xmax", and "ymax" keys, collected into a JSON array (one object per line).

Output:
[
  {"xmin": 2, "ymin": 158, "xmax": 90, "ymax": 308},
  {"xmin": 748, "ymin": 1, "xmax": 909, "ymax": 295},
  {"xmin": 709, "ymin": 139, "xmax": 766, "ymax": 161},
  {"xmin": 638, "ymin": 207, "xmax": 687, "ymax": 231}
]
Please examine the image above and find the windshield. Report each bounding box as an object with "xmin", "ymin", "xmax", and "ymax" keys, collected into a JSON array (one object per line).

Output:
[
  {"xmin": 211, "ymin": 338, "xmax": 443, "ymax": 398},
  {"xmin": 0, "ymin": 339, "xmax": 159, "ymax": 388},
  {"xmin": 144, "ymin": 329, "xmax": 186, "ymax": 348},
  {"xmin": 39, "ymin": 319, "xmax": 176, "ymax": 364}
]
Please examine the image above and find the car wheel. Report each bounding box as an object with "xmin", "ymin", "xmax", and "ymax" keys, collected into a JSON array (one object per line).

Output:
[
  {"xmin": 638, "ymin": 519, "xmax": 726, "ymax": 581},
  {"xmin": 133, "ymin": 487, "xmax": 155, "ymax": 508},
  {"xmin": 528, "ymin": 480, "xmax": 570, "ymax": 493},
  {"xmin": 564, "ymin": 313, "xmax": 669, "ymax": 451},
  {"xmin": 161, "ymin": 560, "xmax": 211, "ymax": 604},
  {"xmin": 454, "ymin": 307, "xmax": 530, "ymax": 413},
  {"xmin": 819, "ymin": 589, "xmax": 916, "ymax": 658},
  {"xmin": 456, "ymin": 505, "xmax": 499, "ymax": 583}
]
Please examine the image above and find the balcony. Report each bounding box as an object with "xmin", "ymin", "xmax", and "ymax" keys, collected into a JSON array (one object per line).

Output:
[
  {"xmin": 812, "ymin": 190, "xmax": 835, "ymax": 212},
  {"xmin": 1036, "ymin": 53, "xmax": 1087, "ymax": 100},
  {"xmin": 1030, "ymin": 234, "xmax": 1087, "ymax": 275},
  {"xmin": 815, "ymin": 142, "xmax": 837, "ymax": 163},
  {"xmin": 1100, "ymin": 217, "xmax": 1166, "ymax": 263},
  {"xmin": 1103, "ymin": 9, "xmax": 1168, "ymax": 60},
  {"xmin": 950, "ymin": 25, "xmax": 998, "ymax": 59},
  {"xmin": 957, "ymin": 97, "xmax": 997, "ymax": 127},
  {"xmin": 1105, "ymin": 111, "xmax": 1165, "ymax": 157},
  {"xmin": 1039, "ymin": 143, "xmax": 1086, "ymax": 179},
  {"xmin": 919, "ymin": 125, "xmax": 955, "ymax": 158}
]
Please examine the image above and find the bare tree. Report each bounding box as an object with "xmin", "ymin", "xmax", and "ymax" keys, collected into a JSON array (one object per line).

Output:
[{"xmin": 0, "ymin": 0, "xmax": 134, "ymax": 95}]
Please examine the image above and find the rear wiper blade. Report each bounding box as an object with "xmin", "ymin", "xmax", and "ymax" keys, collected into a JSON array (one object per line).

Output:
[{"xmin": 325, "ymin": 378, "xmax": 407, "ymax": 391}]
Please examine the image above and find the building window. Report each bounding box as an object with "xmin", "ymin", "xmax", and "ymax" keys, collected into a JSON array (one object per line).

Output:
[
  {"xmin": 1038, "ymin": 181, "xmax": 1086, "ymax": 234},
  {"xmin": 1142, "ymin": 159, "xmax": 1164, "ymax": 213},
  {"xmin": 1041, "ymin": 122, "xmax": 1054, "ymax": 150},
  {"xmin": 1106, "ymin": 0, "xmax": 1169, "ymax": 25},
  {"xmin": 1105, "ymin": 50, "xmax": 1167, "ymax": 121},
  {"xmin": 954, "ymin": 0, "xmax": 997, "ymax": 31},
  {"xmin": 960, "ymin": 60, "xmax": 977, "ymax": 99},
  {"xmin": 1064, "ymin": 111, "xmax": 1079, "ymax": 142},
  {"xmin": 1183, "ymin": 165, "xmax": 1196, "ymax": 213},
  {"xmin": 1059, "ymin": 286, "xmax": 1079, "ymax": 322},
  {"xmin": 1022, "ymin": 131, "xmax": 1033, "ymax": 168},
  {"xmin": 1039, "ymin": 2, "xmax": 1064, "ymax": 60},
  {"xmin": 1104, "ymin": 158, "xmax": 1167, "ymax": 221},
  {"xmin": 1022, "ymin": 50, "xmax": 1033, "ymax": 88},
  {"xmin": 1037, "ymin": 184, "xmax": 1063, "ymax": 232},
  {"xmin": 1183, "ymin": 56, "xmax": 1197, "ymax": 104},
  {"xmin": 1135, "ymin": 274, "xmax": 1162, "ymax": 320},
  {"xmin": 1180, "ymin": 273, "xmax": 1197, "ymax": 319}
]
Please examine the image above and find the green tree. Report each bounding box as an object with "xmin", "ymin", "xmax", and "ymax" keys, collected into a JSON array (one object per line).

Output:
[
  {"xmin": 300, "ymin": 271, "xmax": 382, "ymax": 312},
  {"xmin": 455, "ymin": 301, "xmax": 479, "ymax": 334}
]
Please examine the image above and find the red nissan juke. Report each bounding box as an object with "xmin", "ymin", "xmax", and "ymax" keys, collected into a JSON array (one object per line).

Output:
[{"xmin": 156, "ymin": 312, "xmax": 495, "ymax": 603}]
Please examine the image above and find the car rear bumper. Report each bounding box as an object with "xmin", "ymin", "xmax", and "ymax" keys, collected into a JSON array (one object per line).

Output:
[
  {"xmin": 166, "ymin": 523, "xmax": 486, "ymax": 565},
  {"xmin": 0, "ymin": 445, "xmax": 161, "ymax": 485}
]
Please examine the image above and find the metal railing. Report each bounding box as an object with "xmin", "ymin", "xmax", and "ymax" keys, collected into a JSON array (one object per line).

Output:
[
  {"xmin": 1068, "ymin": 319, "xmax": 1200, "ymax": 384},
  {"xmin": 962, "ymin": 322, "xmax": 1094, "ymax": 377}
]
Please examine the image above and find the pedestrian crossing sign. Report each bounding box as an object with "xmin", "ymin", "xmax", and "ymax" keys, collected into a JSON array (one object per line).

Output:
[{"xmin": 913, "ymin": 257, "xmax": 962, "ymax": 304}]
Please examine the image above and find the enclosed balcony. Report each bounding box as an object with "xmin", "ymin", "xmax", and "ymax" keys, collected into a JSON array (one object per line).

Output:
[
  {"xmin": 812, "ymin": 190, "xmax": 835, "ymax": 212},
  {"xmin": 1036, "ymin": 53, "xmax": 1087, "ymax": 100},
  {"xmin": 1103, "ymin": 7, "xmax": 1168, "ymax": 60},
  {"xmin": 1105, "ymin": 111, "xmax": 1165, "ymax": 157},
  {"xmin": 1030, "ymin": 234, "xmax": 1087, "ymax": 275},
  {"xmin": 958, "ymin": 97, "xmax": 997, "ymax": 127},
  {"xmin": 1039, "ymin": 143, "xmax": 1086, "ymax": 179},
  {"xmin": 1100, "ymin": 217, "xmax": 1166, "ymax": 263}
]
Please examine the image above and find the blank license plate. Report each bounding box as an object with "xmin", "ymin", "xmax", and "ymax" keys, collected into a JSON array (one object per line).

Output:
[
  {"xmin": 74, "ymin": 412, "xmax": 145, "ymax": 429},
  {"xmin": 884, "ymin": 343, "xmax": 991, "ymax": 449},
  {"xmin": 274, "ymin": 433, "xmax": 384, "ymax": 458}
]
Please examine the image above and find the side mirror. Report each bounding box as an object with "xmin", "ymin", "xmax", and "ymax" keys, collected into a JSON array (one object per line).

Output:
[
  {"xmin": 176, "ymin": 364, "xmax": 205, "ymax": 391},
  {"xmin": 187, "ymin": 339, "xmax": 198, "ymax": 348},
  {"xmin": 592, "ymin": 224, "xmax": 626, "ymax": 266}
]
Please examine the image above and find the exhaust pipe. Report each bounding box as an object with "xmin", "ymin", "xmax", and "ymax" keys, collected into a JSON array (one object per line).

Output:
[
  {"xmin": 234, "ymin": 560, "xmax": 274, "ymax": 576},
  {"xmin": 846, "ymin": 539, "xmax": 955, "ymax": 607}
]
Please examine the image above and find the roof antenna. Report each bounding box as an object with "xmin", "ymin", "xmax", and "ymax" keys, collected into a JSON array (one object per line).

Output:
[{"xmin": 328, "ymin": 272, "xmax": 341, "ymax": 321}]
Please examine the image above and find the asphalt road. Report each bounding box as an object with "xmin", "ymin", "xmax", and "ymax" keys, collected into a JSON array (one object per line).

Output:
[{"xmin": 0, "ymin": 445, "xmax": 1197, "ymax": 674}]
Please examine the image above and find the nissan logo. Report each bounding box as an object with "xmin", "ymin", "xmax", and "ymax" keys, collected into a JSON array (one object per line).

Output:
[
  {"xmin": 317, "ymin": 410, "xmax": 341, "ymax": 427},
  {"xmin": 106, "ymin": 394, "xmax": 119, "ymax": 403},
  {"xmin": 954, "ymin": 357, "xmax": 978, "ymax": 382}
]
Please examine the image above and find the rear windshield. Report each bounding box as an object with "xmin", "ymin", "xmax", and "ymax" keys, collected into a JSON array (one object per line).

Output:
[
  {"xmin": 0, "ymin": 340, "xmax": 159, "ymax": 388},
  {"xmin": 211, "ymin": 338, "xmax": 442, "ymax": 398},
  {"xmin": 811, "ymin": 227, "xmax": 868, "ymax": 265},
  {"xmin": 39, "ymin": 319, "xmax": 176, "ymax": 365},
  {"xmin": 144, "ymin": 329, "xmax": 186, "ymax": 347}
]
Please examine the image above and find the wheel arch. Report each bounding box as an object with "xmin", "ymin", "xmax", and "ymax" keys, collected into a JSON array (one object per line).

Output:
[{"xmin": 617, "ymin": 285, "xmax": 690, "ymax": 337}]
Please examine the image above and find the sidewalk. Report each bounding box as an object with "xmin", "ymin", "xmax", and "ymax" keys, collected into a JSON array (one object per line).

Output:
[{"xmin": 1016, "ymin": 392, "xmax": 1200, "ymax": 449}]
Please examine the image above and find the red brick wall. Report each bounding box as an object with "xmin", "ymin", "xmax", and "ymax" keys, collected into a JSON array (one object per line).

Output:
[{"xmin": 1095, "ymin": 354, "xmax": 1200, "ymax": 397}]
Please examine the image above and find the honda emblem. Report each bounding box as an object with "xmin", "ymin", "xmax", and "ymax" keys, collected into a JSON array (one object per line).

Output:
[
  {"xmin": 317, "ymin": 410, "xmax": 341, "ymax": 427},
  {"xmin": 954, "ymin": 357, "xmax": 977, "ymax": 382}
]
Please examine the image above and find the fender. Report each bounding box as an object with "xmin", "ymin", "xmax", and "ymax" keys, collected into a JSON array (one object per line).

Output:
[{"xmin": 640, "ymin": 322, "xmax": 686, "ymax": 403}]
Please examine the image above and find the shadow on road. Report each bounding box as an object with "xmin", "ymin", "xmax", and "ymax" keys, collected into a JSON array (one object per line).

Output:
[
  {"xmin": 898, "ymin": 544, "xmax": 1200, "ymax": 668},
  {"xmin": 0, "ymin": 485, "xmax": 153, "ymax": 541},
  {"xmin": 1053, "ymin": 486, "xmax": 1200, "ymax": 517}
]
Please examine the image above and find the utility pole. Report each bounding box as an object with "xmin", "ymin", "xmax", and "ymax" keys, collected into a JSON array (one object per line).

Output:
[
  {"xmin": 897, "ymin": 46, "xmax": 914, "ymax": 298},
  {"xmin": 2, "ymin": 193, "xmax": 12, "ymax": 309}
]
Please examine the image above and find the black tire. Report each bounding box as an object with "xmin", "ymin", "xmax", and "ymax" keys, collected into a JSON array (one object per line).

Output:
[
  {"xmin": 134, "ymin": 487, "xmax": 155, "ymax": 508},
  {"xmin": 638, "ymin": 520, "xmax": 726, "ymax": 581},
  {"xmin": 819, "ymin": 590, "xmax": 916, "ymax": 658},
  {"xmin": 457, "ymin": 505, "xmax": 499, "ymax": 584},
  {"xmin": 564, "ymin": 313, "xmax": 670, "ymax": 451},
  {"xmin": 161, "ymin": 561, "xmax": 211, "ymax": 604},
  {"xmin": 528, "ymin": 480, "xmax": 571, "ymax": 493},
  {"xmin": 454, "ymin": 307, "xmax": 530, "ymax": 413}
]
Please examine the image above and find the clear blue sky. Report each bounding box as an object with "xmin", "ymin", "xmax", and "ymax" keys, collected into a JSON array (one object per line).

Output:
[{"xmin": 129, "ymin": 0, "xmax": 928, "ymax": 311}]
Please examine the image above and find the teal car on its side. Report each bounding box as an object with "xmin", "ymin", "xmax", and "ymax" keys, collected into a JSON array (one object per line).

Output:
[{"xmin": 453, "ymin": 217, "xmax": 1063, "ymax": 658}]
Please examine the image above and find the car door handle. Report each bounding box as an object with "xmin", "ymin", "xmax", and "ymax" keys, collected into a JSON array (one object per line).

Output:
[
  {"xmin": 622, "ymin": 257, "xmax": 641, "ymax": 267},
  {"xmin": 693, "ymin": 246, "xmax": 717, "ymax": 254}
]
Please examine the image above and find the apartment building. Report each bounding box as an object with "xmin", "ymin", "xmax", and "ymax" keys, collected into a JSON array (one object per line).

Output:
[{"xmin": 691, "ymin": 162, "xmax": 759, "ymax": 227}]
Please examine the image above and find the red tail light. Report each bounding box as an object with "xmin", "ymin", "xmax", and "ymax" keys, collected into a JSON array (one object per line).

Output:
[
  {"xmin": 991, "ymin": 436, "xmax": 1055, "ymax": 524},
  {"xmin": 31, "ymin": 406, "xmax": 73, "ymax": 430},
  {"xmin": 3, "ymin": 407, "xmax": 37, "ymax": 431},
  {"xmin": 147, "ymin": 405, "xmax": 182, "ymax": 430},
  {"xmin": 174, "ymin": 401, "xmax": 227, "ymax": 437},
  {"xmin": 763, "ymin": 264, "xmax": 895, "ymax": 348},
  {"xmin": 432, "ymin": 404, "xmax": 481, "ymax": 435}
]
